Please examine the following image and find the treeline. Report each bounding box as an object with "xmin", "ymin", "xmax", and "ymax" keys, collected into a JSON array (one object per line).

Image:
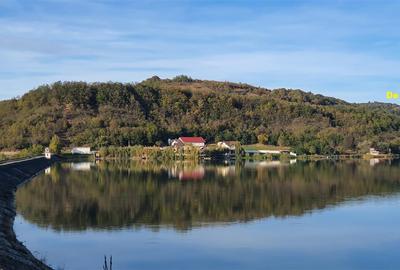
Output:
[{"xmin": 1, "ymin": 76, "xmax": 400, "ymax": 155}]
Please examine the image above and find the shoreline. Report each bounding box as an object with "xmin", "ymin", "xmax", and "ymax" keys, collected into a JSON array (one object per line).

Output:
[
  {"xmin": 96, "ymin": 154, "xmax": 400, "ymax": 162},
  {"xmin": 0, "ymin": 156, "xmax": 58, "ymax": 270}
]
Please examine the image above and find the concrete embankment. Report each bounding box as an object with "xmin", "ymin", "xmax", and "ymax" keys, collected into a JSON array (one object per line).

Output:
[{"xmin": 0, "ymin": 156, "xmax": 57, "ymax": 270}]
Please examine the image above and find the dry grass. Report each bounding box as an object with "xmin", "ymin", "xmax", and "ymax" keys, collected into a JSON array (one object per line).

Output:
[{"xmin": 0, "ymin": 151, "xmax": 21, "ymax": 157}]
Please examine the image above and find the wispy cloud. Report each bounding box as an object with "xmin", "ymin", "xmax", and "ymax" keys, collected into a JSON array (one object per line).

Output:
[{"xmin": 0, "ymin": 0, "xmax": 399, "ymax": 102}]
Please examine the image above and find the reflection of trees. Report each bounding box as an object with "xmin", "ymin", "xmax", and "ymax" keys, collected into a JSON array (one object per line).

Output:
[{"xmin": 16, "ymin": 160, "xmax": 400, "ymax": 231}]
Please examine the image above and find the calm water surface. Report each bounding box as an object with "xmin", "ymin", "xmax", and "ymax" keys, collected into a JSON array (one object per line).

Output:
[{"xmin": 14, "ymin": 159, "xmax": 400, "ymax": 269}]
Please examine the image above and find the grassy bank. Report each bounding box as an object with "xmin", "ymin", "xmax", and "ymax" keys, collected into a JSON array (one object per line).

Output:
[{"xmin": 0, "ymin": 145, "xmax": 45, "ymax": 163}]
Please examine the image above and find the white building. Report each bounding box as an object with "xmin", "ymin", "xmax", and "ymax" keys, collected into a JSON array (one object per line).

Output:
[
  {"xmin": 369, "ymin": 148, "xmax": 381, "ymax": 156},
  {"xmin": 44, "ymin": 147, "xmax": 52, "ymax": 159},
  {"xmin": 71, "ymin": 147, "xmax": 92, "ymax": 155},
  {"xmin": 217, "ymin": 141, "xmax": 238, "ymax": 151}
]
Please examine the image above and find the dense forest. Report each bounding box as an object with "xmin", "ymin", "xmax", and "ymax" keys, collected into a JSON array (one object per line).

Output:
[
  {"xmin": 1, "ymin": 75, "xmax": 400, "ymax": 155},
  {"xmin": 16, "ymin": 160, "xmax": 400, "ymax": 231}
]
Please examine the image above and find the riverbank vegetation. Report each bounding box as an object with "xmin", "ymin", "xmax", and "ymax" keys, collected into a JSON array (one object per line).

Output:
[
  {"xmin": 0, "ymin": 145, "xmax": 45, "ymax": 162},
  {"xmin": 99, "ymin": 146, "xmax": 218, "ymax": 161},
  {"xmin": 97, "ymin": 144, "xmax": 398, "ymax": 161},
  {"xmin": 1, "ymin": 76, "xmax": 400, "ymax": 155},
  {"xmin": 98, "ymin": 146, "xmax": 194, "ymax": 161}
]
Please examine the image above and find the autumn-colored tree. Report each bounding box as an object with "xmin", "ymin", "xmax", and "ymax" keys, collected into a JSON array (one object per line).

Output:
[
  {"xmin": 257, "ymin": 134, "xmax": 268, "ymax": 145},
  {"xmin": 49, "ymin": 135, "xmax": 61, "ymax": 154}
]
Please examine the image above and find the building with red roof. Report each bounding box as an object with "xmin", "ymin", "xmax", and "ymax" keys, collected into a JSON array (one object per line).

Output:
[
  {"xmin": 179, "ymin": 137, "xmax": 205, "ymax": 145},
  {"xmin": 169, "ymin": 136, "xmax": 206, "ymax": 148}
]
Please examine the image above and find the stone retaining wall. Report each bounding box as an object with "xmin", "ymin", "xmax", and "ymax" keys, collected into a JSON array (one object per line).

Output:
[{"xmin": 0, "ymin": 157, "xmax": 57, "ymax": 270}]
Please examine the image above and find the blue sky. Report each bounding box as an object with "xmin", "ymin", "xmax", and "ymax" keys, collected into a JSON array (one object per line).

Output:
[{"xmin": 0, "ymin": 0, "xmax": 399, "ymax": 102}]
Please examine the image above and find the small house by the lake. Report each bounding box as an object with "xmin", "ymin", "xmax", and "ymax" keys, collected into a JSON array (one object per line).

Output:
[
  {"xmin": 217, "ymin": 141, "xmax": 238, "ymax": 151},
  {"xmin": 71, "ymin": 147, "xmax": 92, "ymax": 155},
  {"xmin": 369, "ymin": 148, "xmax": 381, "ymax": 156},
  {"xmin": 170, "ymin": 137, "xmax": 206, "ymax": 148}
]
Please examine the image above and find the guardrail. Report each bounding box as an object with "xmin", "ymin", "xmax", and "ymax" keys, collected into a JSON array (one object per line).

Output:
[{"xmin": 0, "ymin": 155, "xmax": 44, "ymax": 166}]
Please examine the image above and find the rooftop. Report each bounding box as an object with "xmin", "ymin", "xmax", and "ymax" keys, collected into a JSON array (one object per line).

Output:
[{"xmin": 179, "ymin": 137, "xmax": 206, "ymax": 143}]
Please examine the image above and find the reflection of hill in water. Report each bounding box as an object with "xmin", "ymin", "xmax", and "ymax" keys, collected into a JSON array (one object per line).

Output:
[{"xmin": 16, "ymin": 160, "xmax": 400, "ymax": 231}]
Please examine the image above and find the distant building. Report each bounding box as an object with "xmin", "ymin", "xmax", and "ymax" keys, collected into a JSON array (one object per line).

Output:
[
  {"xmin": 244, "ymin": 148, "xmax": 297, "ymax": 157},
  {"xmin": 71, "ymin": 147, "xmax": 92, "ymax": 155},
  {"xmin": 259, "ymin": 150, "xmax": 281, "ymax": 154},
  {"xmin": 179, "ymin": 137, "xmax": 206, "ymax": 147},
  {"xmin": 369, "ymin": 148, "xmax": 381, "ymax": 156},
  {"xmin": 169, "ymin": 139, "xmax": 182, "ymax": 148},
  {"xmin": 169, "ymin": 137, "xmax": 206, "ymax": 148},
  {"xmin": 217, "ymin": 141, "xmax": 238, "ymax": 151},
  {"xmin": 44, "ymin": 147, "xmax": 52, "ymax": 159}
]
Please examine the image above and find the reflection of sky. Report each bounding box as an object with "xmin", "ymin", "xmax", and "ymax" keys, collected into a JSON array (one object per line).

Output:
[{"xmin": 14, "ymin": 196, "xmax": 400, "ymax": 270}]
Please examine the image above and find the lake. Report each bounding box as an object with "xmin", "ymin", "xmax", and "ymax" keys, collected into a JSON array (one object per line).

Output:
[{"xmin": 14, "ymin": 159, "xmax": 400, "ymax": 270}]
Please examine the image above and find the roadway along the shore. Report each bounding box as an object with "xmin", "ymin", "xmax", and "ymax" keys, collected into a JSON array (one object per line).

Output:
[{"xmin": 0, "ymin": 156, "xmax": 58, "ymax": 270}]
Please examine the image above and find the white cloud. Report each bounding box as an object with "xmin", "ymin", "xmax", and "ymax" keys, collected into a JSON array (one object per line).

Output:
[{"xmin": 0, "ymin": 0, "xmax": 399, "ymax": 102}]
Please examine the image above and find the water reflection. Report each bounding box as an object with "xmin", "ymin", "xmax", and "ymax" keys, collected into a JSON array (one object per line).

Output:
[
  {"xmin": 70, "ymin": 162, "xmax": 94, "ymax": 171},
  {"xmin": 168, "ymin": 164, "xmax": 206, "ymax": 180},
  {"xmin": 16, "ymin": 159, "xmax": 400, "ymax": 231}
]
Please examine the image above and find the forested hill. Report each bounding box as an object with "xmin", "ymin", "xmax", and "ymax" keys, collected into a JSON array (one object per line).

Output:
[{"xmin": 1, "ymin": 75, "xmax": 400, "ymax": 155}]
